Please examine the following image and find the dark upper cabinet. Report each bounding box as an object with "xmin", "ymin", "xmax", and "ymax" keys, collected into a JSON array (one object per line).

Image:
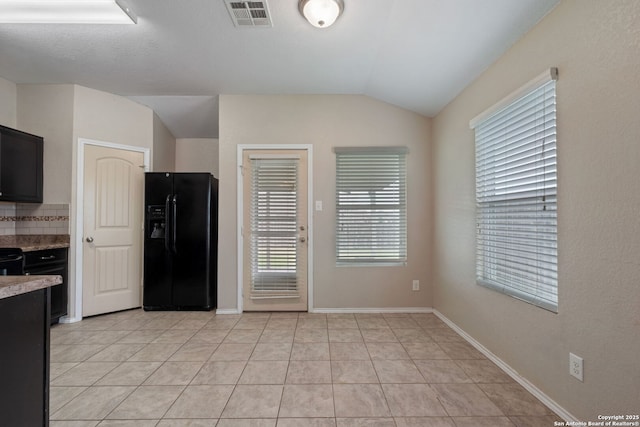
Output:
[{"xmin": 0, "ymin": 125, "xmax": 44, "ymax": 203}]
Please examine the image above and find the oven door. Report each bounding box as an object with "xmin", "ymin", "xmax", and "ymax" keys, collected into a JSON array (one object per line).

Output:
[
  {"xmin": 0, "ymin": 249, "xmax": 24, "ymax": 275},
  {"xmin": 25, "ymin": 263, "xmax": 67, "ymax": 323}
]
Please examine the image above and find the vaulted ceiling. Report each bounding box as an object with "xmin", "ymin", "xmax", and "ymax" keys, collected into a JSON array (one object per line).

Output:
[{"xmin": 0, "ymin": 0, "xmax": 559, "ymax": 138}]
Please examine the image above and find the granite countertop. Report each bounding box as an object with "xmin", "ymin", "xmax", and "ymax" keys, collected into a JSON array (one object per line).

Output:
[
  {"xmin": 0, "ymin": 275, "xmax": 62, "ymax": 300},
  {"xmin": 0, "ymin": 235, "xmax": 70, "ymax": 252}
]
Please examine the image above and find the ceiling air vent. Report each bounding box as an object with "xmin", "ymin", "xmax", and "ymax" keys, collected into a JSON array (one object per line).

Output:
[{"xmin": 225, "ymin": 1, "xmax": 273, "ymax": 27}]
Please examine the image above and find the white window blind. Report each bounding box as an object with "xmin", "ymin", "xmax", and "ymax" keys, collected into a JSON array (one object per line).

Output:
[
  {"xmin": 472, "ymin": 69, "xmax": 558, "ymax": 312},
  {"xmin": 335, "ymin": 147, "xmax": 408, "ymax": 265},
  {"xmin": 249, "ymin": 158, "xmax": 299, "ymax": 298}
]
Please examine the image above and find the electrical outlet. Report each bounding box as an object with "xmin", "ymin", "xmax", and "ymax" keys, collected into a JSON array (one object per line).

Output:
[
  {"xmin": 569, "ymin": 353, "xmax": 583, "ymax": 381},
  {"xmin": 412, "ymin": 280, "xmax": 420, "ymax": 291}
]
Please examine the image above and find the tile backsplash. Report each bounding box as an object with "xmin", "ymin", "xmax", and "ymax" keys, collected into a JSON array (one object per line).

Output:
[{"xmin": 0, "ymin": 203, "xmax": 69, "ymax": 235}]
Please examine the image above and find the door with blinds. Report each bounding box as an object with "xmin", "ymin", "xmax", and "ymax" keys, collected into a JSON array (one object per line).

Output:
[{"xmin": 242, "ymin": 150, "xmax": 308, "ymax": 311}]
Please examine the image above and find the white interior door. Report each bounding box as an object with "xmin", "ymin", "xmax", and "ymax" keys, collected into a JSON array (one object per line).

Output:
[
  {"xmin": 82, "ymin": 144, "xmax": 144, "ymax": 317},
  {"xmin": 243, "ymin": 149, "xmax": 308, "ymax": 311}
]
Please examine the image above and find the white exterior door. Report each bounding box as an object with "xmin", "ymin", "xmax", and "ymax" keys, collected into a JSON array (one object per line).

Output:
[
  {"xmin": 82, "ymin": 144, "xmax": 144, "ymax": 317},
  {"xmin": 243, "ymin": 149, "xmax": 309, "ymax": 311}
]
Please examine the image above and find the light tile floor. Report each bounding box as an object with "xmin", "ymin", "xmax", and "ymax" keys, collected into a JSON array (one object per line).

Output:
[{"xmin": 49, "ymin": 310, "xmax": 562, "ymax": 427}]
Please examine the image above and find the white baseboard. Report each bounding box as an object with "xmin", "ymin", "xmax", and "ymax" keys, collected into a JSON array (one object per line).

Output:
[
  {"xmin": 58, "ymin": 316, "xmax": 81, "ymax": 324},
  {"xmin": 433, "ymin": 309, "xmax": 578, "ymax": 423},
  {"xmin": 217, "ymin": 307, "xmax": 432, "ymax": 315},
  {"xmin": 311, "ymin": 307, "xmax": 434, "ymax": 314},
  {"xmin": 215, "ymin": 308, "xmax": 241, "ymax": 315}
]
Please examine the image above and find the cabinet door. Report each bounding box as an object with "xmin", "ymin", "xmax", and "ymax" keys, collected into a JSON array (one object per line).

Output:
[
  {"xmin": 0, "ymin": 126, "xmax": 44, "ymax": 203},
  {"xmin": 0, "ymin": 289, "xmax": 50, "ymax": 426}
]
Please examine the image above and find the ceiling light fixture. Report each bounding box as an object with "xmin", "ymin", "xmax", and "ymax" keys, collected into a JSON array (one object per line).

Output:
[
  {"xmin": 299, "ymin": 0, "xmax": 343, "ymax": 29},
  {"xmin": 0, "ymin": 0, "xmax": 137, "ymax": 24}
]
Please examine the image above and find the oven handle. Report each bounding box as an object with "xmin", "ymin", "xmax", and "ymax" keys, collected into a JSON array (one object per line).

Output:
[
  {"xmin": 0, "ymin": 254, "xmax": 23, "ymax": 263},
  {"xmin": 25, "ymin": 265, "xmax": 65, "ymax": 275}
]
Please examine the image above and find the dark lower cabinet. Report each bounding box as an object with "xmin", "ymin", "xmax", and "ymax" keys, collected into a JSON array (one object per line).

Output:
[
  {"xmin": 24, "ymin": 248, "xmax": 68, "ymax": 324},
  {"xmin": 0, "ymin": 288, "xmax": 50, "ymax": 426}
]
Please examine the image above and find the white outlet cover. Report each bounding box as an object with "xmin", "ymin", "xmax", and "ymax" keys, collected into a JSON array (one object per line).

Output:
[
  {"xmin": 315, "ymin": 200, "xmax": 323, "ymax": 211},
  {"xmin": 569, "ymin": 352, "xmax": 583, "ymax": 381}
]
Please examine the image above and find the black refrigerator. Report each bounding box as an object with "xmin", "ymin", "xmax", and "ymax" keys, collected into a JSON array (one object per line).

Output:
[{"xmin": 143, "ymin": 173, "xmax": 218, "ymax": 310}]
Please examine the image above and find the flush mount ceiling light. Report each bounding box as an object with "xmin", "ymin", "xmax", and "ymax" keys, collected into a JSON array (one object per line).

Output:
[
  {"xmin": 0, "ymin": 0, "xmax": 137, "ymax": 24},
  {"xmin": 298, "ymin": 0, "xmax": 343, "ymax": 29}
]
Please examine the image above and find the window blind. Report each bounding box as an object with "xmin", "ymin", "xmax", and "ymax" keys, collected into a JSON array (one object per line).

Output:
[
  {"xmin": 249, "ymin": 158, "xmax": 299, "ymax": 298},
  {"xmin": 335, "ymin": 147, "xmax": 408, "ymax": 265},
  {"xmin": 473, "ymin": 73, "xmax": 558, "ymax": 312}
]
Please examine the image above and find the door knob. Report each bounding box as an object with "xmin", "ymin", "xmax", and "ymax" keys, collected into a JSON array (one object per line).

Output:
[
  {"xmin": 86, "ymin": 237, "xmax": 94, "ymax": 243},
  {"xmin": 299, "ymin": 237, "xmax": 306, "ymax": 243}
]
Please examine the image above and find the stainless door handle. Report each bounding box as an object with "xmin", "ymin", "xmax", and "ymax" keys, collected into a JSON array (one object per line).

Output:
[{"xmin": 86, "ymin": 237, "xmax": 94, "ymax": 243}]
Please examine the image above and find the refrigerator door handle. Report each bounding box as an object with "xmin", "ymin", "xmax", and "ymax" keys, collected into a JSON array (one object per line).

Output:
[
  {"xmin": 165, "ymin": 194, "xmax": 172, "ymax": 252},
  {"xmin": 172, "ymin": 195, "xmax": 178, "ymax": 254}
]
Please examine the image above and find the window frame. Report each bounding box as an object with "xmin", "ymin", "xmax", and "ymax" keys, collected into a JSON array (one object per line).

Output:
[
  {"xmin": 248, "ymin": 156, "xmax": 300, "ymax": 296},
  {"xmin": 471, "ymin": 68, "xmax": 559, "ymax": 312},
  {"xmin": 334, "ymin": 146, "xmax": 408, "ymax": 267}
]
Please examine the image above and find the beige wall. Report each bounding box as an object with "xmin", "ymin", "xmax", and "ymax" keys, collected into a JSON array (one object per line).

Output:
[
  {"xmin": 13, "ymin": 84, "xmax": 156, "ymax": 204},
  {"xmin": 153, "ymin": 114, "xmax": 176, "ymax": 171},
  {"xmin": 0, "ymin": 76, "xmax": 17, "ymax": 127},
  {"xmin": 432, "ymin": 0, "xmax": 640, "ymax": 419},
  {"xmin": 73, "ymin": 85, "xmax": 154, "ymax": 150},
  {"xmin": 176, "ymin": 138, "xmax": 219, "ymax": 177},
  {"xmin": 17, "ymin": 84, "xmax": 75, "ymax": 204},
  {"xmin": 219, "ymin": 95, "xmax": 432, "ymax": 311}
]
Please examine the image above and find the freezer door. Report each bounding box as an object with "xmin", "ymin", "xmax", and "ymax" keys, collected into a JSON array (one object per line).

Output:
[
  {"xmin": 143, "ymin": 173, "xmax": 173, "ymax": 309},
  {"xmin": 171, "ymin": 173, "xmax": 214, "ymax": 308}
]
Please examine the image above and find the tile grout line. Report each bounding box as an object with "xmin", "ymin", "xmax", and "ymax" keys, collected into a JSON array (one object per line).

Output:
[
  {"xmin": 214, "ymin": 312, "xmax": 269, "ymax": 421},
  {"xmin": 98, "ymin": 314, "xmax": 195, "ymax": 423},
  {"xmin": 207, "ymin": 312, "xmax": 245, "ymax": 421},
  {"xmin": 329, "ymin": 318, "xmax": 337, "ymax": 423},
  {"xmin": 152, "ymin": 314, "xmax": 213, "ymax": 421}
]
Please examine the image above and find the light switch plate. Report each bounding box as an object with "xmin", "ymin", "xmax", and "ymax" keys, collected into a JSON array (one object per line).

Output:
[{"xmin": 315, "ymin": 200, "xmax": 323, "ymax": 211}]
